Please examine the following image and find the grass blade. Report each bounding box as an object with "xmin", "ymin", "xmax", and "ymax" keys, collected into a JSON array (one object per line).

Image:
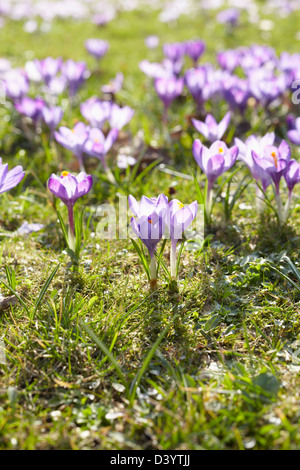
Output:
[
  {"xmin": 129, "ymin": 315, "xmax": 177, "ymax": 406},
  {"xmin": 0, "ymin": 279, "xmax": 29, "ymax": 314},
  {"xmin": 33, "ymin": 263, "xmax": 60, "ymax": 318},
  {"xmin": 80, "ymin": 322, "xmax": 128, "ymax": 393}
]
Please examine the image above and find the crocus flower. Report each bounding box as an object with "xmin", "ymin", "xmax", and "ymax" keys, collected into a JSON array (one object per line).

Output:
[
  {"xmin": 16, "ymin": 221, "xmax": 45, "ymax": 236},
  {"xmin": 85, "ymin": 38, "xmax": 109, "ymax": 60},
  {"xmin": 33, "ymin": 57, "xmax": 62, "ymax": 84},
  {"xmin": 3, "ymin": 70, "xmax": 29, "ymax": 101},
  {"xmin": 108, "ymin": 103, "xmax": 134, "ymax": 130},
  {"xmin": 234, "ymin": 133, "xmax": 275, "ymax": 192},
  {"xmin": 217, "ymin": 8, "xmax": 240, "ymax": 26},
  {"xmin": 193, "ymin": 140, "xmax": 238, "ymax": 221},
  {"xmin": 83, "ymin": 127, "xmax": 118, "ymax": 171},
  {"xmin": 163, "ymin": 42, "xmax": 185, "ymax": 63},
  {"xmin": 251, "ymin": 140, "xmax": 291, "ymax": 195},
  {"xmin": 48, "ymin": 171, "xmax": 92, "ymax": 248},
  {"xmin": 217, "ymin": 50, "xmax": 240, "ymax": 72},
  {"xmin": 191, "ymin": 112, "xmax": 231, "ymax": 143},
  {"xmin": 129, "ymin": 194, "xmax": 169, "ymax": 289},
  {"xmin": 101, "ymin": 72, "xmax": 123, "ymax": 95},
  {"xmin": 283, "ymin": 159, "xmax": 300, "ymax": 222},
  {"xmin": 167, "ymin": 199, "xmax": 198, "ymax": 278},
  {"xmin": 46, "ymin": 75, "xmax": 67, "ymax": 96},
  {"xmin": 0, "ymin": 158, "xmax": 25, "ymax": 195},
  {"xmin": 184, "ymin": 66, "xmax": 212, "ymax": 109},
  {"xmin": 54, "ymin": 122, "xmax": 89, "ymax": 171},
  {"xmin": 285, "ymin": 159, "xmax": 300, "ymax": 195},
  {"xmin": 222, "ymin": 76, "xmax": 250, "ymax": 114},
  {"xmin": 287, "ymin": 117, "xmax": 300, "ymax": 145},
  {"xmin": 184, "ymin": 40, "xmax": 205, "ymax": 65},
  {"xmin": 251, "ymin": 140, "xmax": 291, "ymax": 224},
  {"xmin": 14, "ymin": 96, "xmax": 45, "ymax": 123},
  {"xmin": 193, "ymin": 140, "xmax": 238, "ymax": 188},
  {"xmin": 41, "ymin": 105, "xmax": 63, "ymax": 137},
  {"xmin": 139, "ymin": 59, "xmax": 175, "ymax": 79},
  {"xmin": 154, "ymin": 76, "xmax": 184, "ymax": 122},
  {"xmin": 61, "ymin": 60, "xmax": 87, "ymax": 97},
  {"xmin": 80, "ymin": 97, "xmax": 112, "ymax": 128},
  {"xmin": 248, "ymin": 70, "xmax": 287, "ymax": 107}
]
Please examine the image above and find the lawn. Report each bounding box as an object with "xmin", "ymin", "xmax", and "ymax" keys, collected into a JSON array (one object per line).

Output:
[{"xmin": 0, "ymin": 0, "xmax": 300, "ymax": 450}]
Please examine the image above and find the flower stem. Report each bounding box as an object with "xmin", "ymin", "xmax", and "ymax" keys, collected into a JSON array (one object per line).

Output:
[
  {"xmin": 274, "ymin": 188, "xmax": 284, "ymax": 225},
  {"xmin": 149, "ymin": 255, "xmax": 157, "ymax": 290},
  {"xmin": 205, "ymin": 181, "xmax": 213, "ymax": 225},
  {"xmin": 170, "ymin": 239, "xmax": 177, "ymax": 279},
  {"xmin": 68, "ymin": 205, "xmax": 76, "ymax": 251},
  {"xmin": 283, "ymin": 192, "xmax": 292, "ymax": 224}
]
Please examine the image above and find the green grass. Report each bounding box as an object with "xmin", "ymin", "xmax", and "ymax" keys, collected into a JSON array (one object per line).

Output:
[{"xmin": 0, "ymin": 4, "xmax": 300, "ymax": 450}]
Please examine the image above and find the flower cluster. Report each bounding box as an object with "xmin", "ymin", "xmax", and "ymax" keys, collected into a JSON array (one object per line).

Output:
[{"xmin": 129, "ymin": 194, "xmax": 198, "ymax": 288}]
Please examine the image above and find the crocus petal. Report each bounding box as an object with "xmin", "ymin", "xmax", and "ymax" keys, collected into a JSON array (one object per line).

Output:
[
  {"xmin": 192, "ymin": 139, "xmax": 204, "ymax": 169},
  {"xmin": 278, "ymin": 140, "xmax": 291, "ymax": 161},
  {"xmin": 191, "ymin": 118, "xmax": 209, "ymax": 139},
  {"xmin": 0, "ymin": 165, "xmax": 24, "ymax": 194},
  {"xmin": 217, "ymin": 111, "xmax": 231, "ymax": 139}
]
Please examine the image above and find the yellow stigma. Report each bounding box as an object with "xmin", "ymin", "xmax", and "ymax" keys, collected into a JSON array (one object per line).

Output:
[
  {"xmin": 178, "ymin": 202, "xmax": 184, "ymax": 209},
  {"xmin": 271, "ymin": 151, "xmax": 278, "ymax": 168},
  {"xmin": 61, "ymin": 171, "xmax": 69, "ymax": 177},
  {"xmin": 218, "ymin": 147, "xmax": 224, "ymax": 154}
]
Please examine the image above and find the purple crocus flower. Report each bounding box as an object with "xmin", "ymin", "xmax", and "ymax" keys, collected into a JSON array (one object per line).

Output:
[
  {"xmin": 80, "ymin": 97, "xmax": 112, "ymax": 128},
  {"xmin": 15, "ymin": 96, "xmax": 45, "ymax": 123},
  {"xmin": 191, "ymin": 111, "xmax": 231, "ymax": 143},
  {"xmin": 222, "ymin": 76, "xmax": 250, "ymax": 114},
  {"xmin": 41, "ymin": 105, "xmax": 63, "ymax": 137},
  {"xmin": 139, "ymin": 60, "xmax": 173, "ymax": 79},
  {"xmin": 251, "ymin": 140, "xmax": 291, "ymax": 195},
  {"xmin": 0, "ymin": 158, "xmax": 25, "ymax": 195},
  {"xmin": 54, "ymin": 122, "xmax": 89, "ymax": 171},
  {"xmin": 48, "ymin": 171, "xmax": 93, "ymax": 246},
  {"xmin": 167, "ymin": 199, "xmax": 198, "ymax": 278},
  {"xmin": 16, "ymin": 221, "xmax": 44, "ymax": 236},
  {"xmin": 235, "ymin": 133, "xmax": 275, "ymax": 191},
  {"xmin": 101, "ymin": 72, "xmax": 123, "ymax": 95},
  {"xmin": 154, "ymin": 76, "xmax": 184, "ymax": 122},
  {"xmin": 217, "ymin": 50, "xmax": 240, "ymax": 72},
  {"xmin": 193, "ymin": 140, "xmax": 238, "ymax": 221},
  {"xmin": 282, "ymin": 159, "xmax": 300, "ymax": 223},
  {"xmin": 163, "ymin": 42, "xmax": 185, "ymax": 63},
  {"xmin": 248, "ymin": 69, "xmax": 287, "ymax": 107},
  {"xmin": 184, "ymin": 40, "xmax": 205, "ymax": 65},
  {"xmin": 35, "ymin": 57, "xmax": 62, "ymax": 84},
  {"xmin": 85, "ymin": 38, "xmax": 109, "ymax": 60},
  {"xmin": 61, "ymin": 60, "xmax": 87, "ymax": 97},
  {"xmin": 3, "ymin": 70, "xmax": 29, "ymax": 101},
  {"xmin": 287, "ymin": 117, "xmax": 300, "ymax": 145},
  {"xmin": 193, "ymin": 140, "xmax": 238, "ymax": 188},
  {"xmin": 129, "ymin": 194, "xmax": 169, "ymax": 288},
  {"xmin": 249, "ymin": 140, "xmax": 291, "ymax": 224},
  {"xmin": 46, "ymin": 75, "xmax": 67, "ymax": 96},
  {"xmin": 285, "ymin": 159, "xmax": 300, "ymax": 195},
  {"xmin": 108, "ymin": 103, "xmax": 135, "ymax": 130},
  {"xmin": 184, "ymin": 66, "xmax": 212, "ymax": 109},
  {"xmin": 83, "ymin": 127, "xmax": 118, "ymax": 168},
  {"xmin": 217, "ymin": 8, "xmax": 240, "ymax": 26}
]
